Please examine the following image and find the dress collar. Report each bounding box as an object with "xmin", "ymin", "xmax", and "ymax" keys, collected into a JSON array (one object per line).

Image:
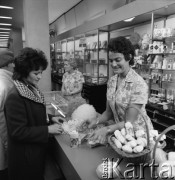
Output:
[
  {"xmin": 125, "ymin": 68, "xmax": 135, "ymax": 82},
  {"xmin": 115, "ymin": 68, "xmax": 135, "ymax": 83}
]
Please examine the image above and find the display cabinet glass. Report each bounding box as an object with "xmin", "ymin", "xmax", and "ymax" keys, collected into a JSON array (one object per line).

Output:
[
  {"xmin": 83, "ymin": 29, "xmax": 109, "ymax": 85},
  {"xmin": 133, "ymin": 11, "xmax": 175, "ymax": 112},
  {"xmin": 74, "ymin": 34, "xmax": 85, "ymax": 73},
  {"xmin": 54, "ymin": 41, "xmax": 64, "ymax": 75},
  {"xmin": 66, "ymin": 37, "xmax": 74, "ymax": 59},
  {"xmin": 50, "ymin": 43, "xmax": 56, "ymax": 72},
  {"xmin": 148, "ymin": 36, "xmax": 175, "ymax": 106}
]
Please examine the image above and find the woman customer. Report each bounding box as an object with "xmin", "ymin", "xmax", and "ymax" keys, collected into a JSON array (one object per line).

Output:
[
  {"xmin": 61, "ymin": 58, "xmax": 86, "ymax": 116},
  {"xmin": 89, "ymin": 36, "xmax": 153, "ymax": 144},
  {"xmin": 4, "ymin": 47, "xmax": 62, "ymax": 180}
]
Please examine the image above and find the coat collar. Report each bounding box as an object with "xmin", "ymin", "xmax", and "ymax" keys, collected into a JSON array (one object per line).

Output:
[{"xmin": 14, "ymin": 80, "xmax": 45, "ymax": 104}]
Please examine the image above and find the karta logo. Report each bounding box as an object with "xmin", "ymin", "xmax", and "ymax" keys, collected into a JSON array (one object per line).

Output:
[{"xmin": 100, "ymin": 158, "xmax": 175, "ymax": 179}]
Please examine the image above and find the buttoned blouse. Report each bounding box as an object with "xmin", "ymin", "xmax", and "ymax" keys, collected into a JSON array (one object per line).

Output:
[{"xmin": 107, "ymin": 68, "xmax": 153, "ymax": 131}]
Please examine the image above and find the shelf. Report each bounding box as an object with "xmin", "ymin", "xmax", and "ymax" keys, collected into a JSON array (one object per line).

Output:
[
  {"xmin": 152, "ymin": 36, "xmax": 175, "ymax": 42},
  {"xmin": 57, "ymin": 51, "xmax": 68, "ymax": 53},
  {"xmin": 85, "ymin": 49, "xmax": 98, "ymax": 51},
  {"xmin": 149, "ymin": 53, "xmax": 175, "ymax": 55},
  {"xmin": 84, "ymin": 62, "xmax": 108, "ymax": 65},
  {"xmin": 146, "ymin": 103, "xmax": 175, "ymax": 118},
  {"xmin": 136, "ymin": 64, "xmax": 150, "ymax": 66},
  {"xmin": 151, "ymin": 118, "xmax": 169, "ymax": 128},
  {"xmin": 85, "ymin": 48, "xmax": 107, "ymax": 51},
  {"xmin": 151, "ymin": 86, "xmax": 159, "ymax": 91},
  {"xmin": 99, "ymin": 48, "xmax": 108, "ymax": 51},
  {"xmin": 152, "ymin": 38, "xmax": 165, "ymax": 42},
  {"xmin": 75, "ymin": 50, "xmax": 83, "ymax": 52},
  {"xmin": 151, "ymin": 68, "xmax": 175, "ymax": 71},
  {"xmin": 84, "ymin": 75, "xmax": 108, "ymax": 78},
  {"xmin": 162, "ymin": 80, "xmax": 174, "ymax": 83}
]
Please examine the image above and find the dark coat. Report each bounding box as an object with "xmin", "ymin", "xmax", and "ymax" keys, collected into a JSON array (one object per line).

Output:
[{"xmin": 4, "ymin": 84, "xmax": 49, "ymax": 180}]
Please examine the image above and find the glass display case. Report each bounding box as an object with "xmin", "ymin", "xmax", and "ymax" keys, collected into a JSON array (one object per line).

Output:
[
  {"xmin": 55, "ymin": 41, "xmax": 64, "ymax": 75},
  {"xmin": 66, "ymin": 37, "xmax": 74, "ymax": 59},
  {"xmin": 52, "ymin": 29, "xmax": 109, "ymax": 86},
  {"xmin": 83, "ymin": 29, "xmax": 109, "ymax": 85},
  {"xmin": 74, "ymin": 34, "xmax": 85, "ymax": 73},
  {"xmin": 43, "ymin": 91, "xmax": 68, "ymax": 116}
]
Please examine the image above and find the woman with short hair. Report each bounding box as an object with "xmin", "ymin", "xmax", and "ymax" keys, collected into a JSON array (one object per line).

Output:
[
  {"xmin": 89, "ymin": 36, "xmax": 153, "ymax": 144},
  {"xmin": 61, "ymin": 58, "xmax": 84, "ymax": 97},
  {"xmin": 61, "ymin": 58, "xmax": 86, "ymax": 116},
  {"xmin": 5, "ymin": 47, "xmax": 62, "ymax": 180}
]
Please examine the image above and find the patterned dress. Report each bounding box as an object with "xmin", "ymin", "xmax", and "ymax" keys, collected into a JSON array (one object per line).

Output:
[
  {"xmin": 62, "ymin": 70, "xmax": 86, "ymax": 116},
  {"xmin": 107, "ymin": 68, "xmax": 153, "ymax": 131}
]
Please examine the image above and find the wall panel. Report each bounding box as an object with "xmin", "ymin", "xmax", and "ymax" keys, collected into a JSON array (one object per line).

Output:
[{"xmin": 65, "ymin": 8, "xmax": 76, "ymax": 30}]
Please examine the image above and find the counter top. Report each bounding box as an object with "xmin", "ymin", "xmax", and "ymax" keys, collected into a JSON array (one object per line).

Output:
[{"xmin": 53, "ymin": 135, "xmax": 153, "ymax": 180}]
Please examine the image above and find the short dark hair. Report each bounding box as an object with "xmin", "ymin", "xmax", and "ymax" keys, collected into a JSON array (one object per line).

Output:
[
  {"xmin": 108, "ymin": 36, "xmax": 135, "ymax": 65},
  {"xmin": 13, "ymin": 47, "xmax": 48, "ymax": 80}
]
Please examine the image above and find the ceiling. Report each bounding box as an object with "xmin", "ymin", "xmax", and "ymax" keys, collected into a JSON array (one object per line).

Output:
[
  {"xmin": 0, "ymin": 0, "xmax": 82, "ymax": 47},
  {"xmin": 48, "ymin": 0, "xmax": 82, "ymax": 24},
  {"xmin": 1, "ymin": 0, "xmax": 175, "ymax": 47}
]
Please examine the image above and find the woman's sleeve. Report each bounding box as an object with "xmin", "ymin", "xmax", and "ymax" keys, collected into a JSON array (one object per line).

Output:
[
  {"xmin": 5, "ymin": 93, "xmax": 48, "ymax": 143},
  {"xmin": 130, "ymin": 79, "xmax": 148, "ymax": 105}
]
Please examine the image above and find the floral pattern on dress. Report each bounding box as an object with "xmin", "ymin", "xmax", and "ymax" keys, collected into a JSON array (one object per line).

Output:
[
  {"xmin": 62, "ymin": 70, "xmax": 86, "ymax": 117},
  {"xmin": 62, "ymin": 70, "xmax": 85, "ymax": 95},
  {"xmin": 107, "ymin": 68, "xmax": 153, "ymax": 131}
]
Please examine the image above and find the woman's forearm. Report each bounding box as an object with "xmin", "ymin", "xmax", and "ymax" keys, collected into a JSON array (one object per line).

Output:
[
  {"xmin": 70, "ymin": 84, "xmax": 83, "ymax": 95},
  {"xmin": 70, "ymin": 88, "xmax": 81, "ymax": 95},
  {"xmin": 107, "ymin": 121, "xmax": 125, "ymax": 133},
  {"xmin": 97, "ymin": 109, "xmax": 113, "ymax": 124}
]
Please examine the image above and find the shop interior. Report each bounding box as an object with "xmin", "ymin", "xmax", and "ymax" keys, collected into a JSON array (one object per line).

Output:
[{"xmin": 1, "ymin": 0, "xmax": 175, "ymax": 180}]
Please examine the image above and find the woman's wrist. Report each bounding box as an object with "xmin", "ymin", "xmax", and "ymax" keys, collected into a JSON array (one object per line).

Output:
[{"xmin": 106, "ymin": 126, "xmax": 112, "ymax": 134}]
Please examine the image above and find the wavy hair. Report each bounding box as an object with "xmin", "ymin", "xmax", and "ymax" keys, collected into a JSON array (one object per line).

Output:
[
  {"xmin": 108, "ymin": 36, "xmax": 135, "ymax": 66},
  {"xmin": 13, "ymin": 47, "xmax": 48, "ymax": 80}
]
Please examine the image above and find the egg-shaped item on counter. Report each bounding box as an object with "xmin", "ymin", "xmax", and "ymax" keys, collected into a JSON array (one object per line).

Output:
[
  {"xmin": 114, "ymin": 130, "xmax": 125, "ymax": 144},
  {"xmin": 112, "ymin": 137, "xmax": 122, "ymax": 149},
  {"xmin": 125, "ymin": 134, "xmax": 135, "ymax": 141},
  {"xmin": 121, "ymin": 128, "xmax": 126, "ymax": 136},
  {"xmin": 136, "ymin": 137, "xmax": 147, "ymax": 147},
  {"xmin": 122, "ymin": 144, "xmax": 133, "ymax": 153},
  {"xmin": 133, "ymin": 145, "xmax": 144, "ymax": 153},
  {"xmin": 127, "ymin": 140, "xmax": 137, "ymax": 148}
]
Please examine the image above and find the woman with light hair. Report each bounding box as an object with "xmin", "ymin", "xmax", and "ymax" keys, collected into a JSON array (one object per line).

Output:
[{"xmin": 61, "ymin": 58, "xmax": 86, "ymax": 116}]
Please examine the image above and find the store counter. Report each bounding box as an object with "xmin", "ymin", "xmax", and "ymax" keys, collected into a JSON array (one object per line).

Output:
[
  {"xmin": 44, "ymin": 92, "xmax": 153, "ymax": 180},
  {"xmin": 52, "ymin": 134, "xmax": 153, "ymax": 180}
]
